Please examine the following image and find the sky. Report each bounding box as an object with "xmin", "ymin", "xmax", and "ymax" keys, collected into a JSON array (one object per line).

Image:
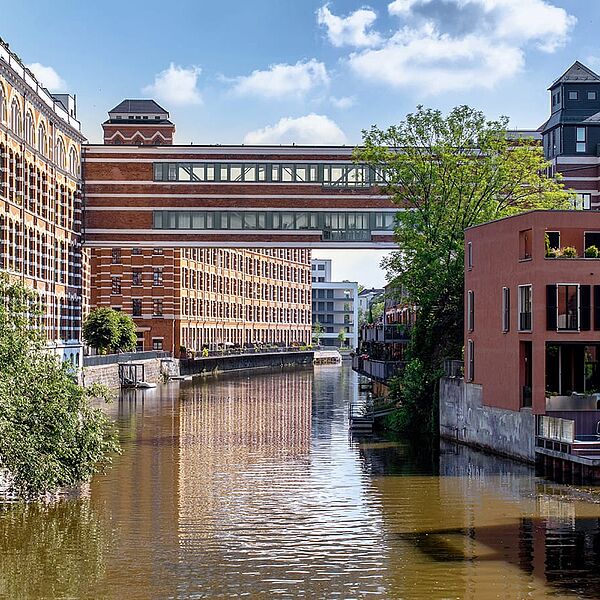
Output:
[{"xmin": 1, "ymin": 0, "xmax": 595, "ymax": 286}]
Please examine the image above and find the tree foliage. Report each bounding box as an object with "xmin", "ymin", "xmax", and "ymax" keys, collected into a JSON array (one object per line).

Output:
[
  {"xmin": 83, "ymin": 308, "xmax": 136, "ymax": 354},
  {"xmin": 356, "ymin": 105, "xmax": 571, "ymax": 436},
  {"xmin": 0, "ymin": 274, "xmax": 119, "ymax": 499},
  {"xmin": 312, "ymin": 322, "xmax": 324, "ymax": 345}
]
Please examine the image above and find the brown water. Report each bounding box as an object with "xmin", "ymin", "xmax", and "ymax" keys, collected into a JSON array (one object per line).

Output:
[{"xmin": 2, "ymin": 365, "xmax": 600, "ymax": 599}]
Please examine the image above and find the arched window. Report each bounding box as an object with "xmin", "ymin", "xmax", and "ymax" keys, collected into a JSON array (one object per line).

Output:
[
  {"xmin": 37, "ymin": 122, "xmax": 47, "ymax": 155},
  {"xmin": 68, "ymin": 147, "xmax": 79, "ymax": 176},
  {"xmin": 0, "ymin": 84, "xmax": 6, "ymax": 124},
  {"xmin": 55, "ymin": 137, "xmax": 65, "ymax": 169},
  {"xmin": 10, "ymin": 98, "xmax": 22, "ymax": 137},
  {"xmin": 24, "ymin": 110, "xmax": 35, "ymax": 146}
]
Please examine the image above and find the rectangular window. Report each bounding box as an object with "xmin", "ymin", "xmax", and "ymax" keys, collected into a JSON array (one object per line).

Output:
[
  {"xmin": 557, "ymin": 284, "xmax": 579, "ymax": 331},
  {"xmin": 546, "ymin": 231, "xmax": 560, "ymax": 251},
  {"xmin": 132, "ymin": 299, "xmax": 142, "ymax": 317},
  {"xmin": 589, "ymin": 91, "xmax": 597, "ymax": 100},
  {"xmin": 467, "ymin": 290, "xmax": 474, "ymax": 332},
  {"xmin": 132, "ymin": 270, "xmax": 142, "ymax": 286},
  {"xmin": 573, "ymin": 193, "xmax": 591, "ymax": 210},
  {"xmin": 153, "ymin": 299, "xmax": 163, "ymax": 317},
  {"xmin": 502, "ymin": 287, "xmax": 510, "ymax": 333},
  {"xmin": 152, "ymin": 338, "xmax": 163, "ymax": 350},
  {"xmin": 569, "ymin": 91, "xmax": 579, "ymax": 100},
  {"xmin": 518, "ymin": 285, "xmax": 532, "ymax": 331},
  {"xmin": 585, "ymin": 231, "xmax": 600, "ymax": 251},
  {"xmin": 153, "ymin": 268, "xmax": 163, "ymax": 286},
  {"xmin": 519, "ymin": 229, "xmax": 532, "ymax": 260},
  {"xmin": 132, "ymin": 247, "xmax": 142, "ymax": 255},
  {"xmin": 467, "ymin": 339, "xmax": 474, "ymax": 382},
  {"xmin": 577, "ymin": 127, "xmax": 586, "ymax": 153},
  {"xmin": 153, "ymin": 248, "xmax": 163, "ymax": 255},
  {"xmin": 111, "ymin": 277, "xmax": 121, "ymax": 295},
  {"xmin": 467, "ymin": 241, "xmax": 473, "ymax": 270},
  {"xmin": 111, "ymin": 248, "xmax": 121, "ymax": 264}
]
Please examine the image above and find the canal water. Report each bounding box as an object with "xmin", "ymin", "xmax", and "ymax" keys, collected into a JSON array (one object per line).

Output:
[{"xmin": 2, "ymin": 365, "xmax": 600, "ymax": 599}]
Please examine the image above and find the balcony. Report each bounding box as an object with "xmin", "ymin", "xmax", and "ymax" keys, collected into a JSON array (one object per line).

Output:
[
  {"xmin": 360, "ymin": 324, "xmax": 411, "ymax": 343},
  {"xmin": 352, "ymin": 355, "xmax": 405, "ymax": 382}
]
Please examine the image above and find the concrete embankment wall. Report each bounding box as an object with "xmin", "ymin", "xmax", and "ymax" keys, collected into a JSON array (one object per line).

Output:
[
  {"xmin": 83, "ymin": 358, "xmax": 165, "ymax": 388},
  {"xmin": 180, "ymin": 351, "xmax": 314, "ymax": 376},
  {"xmin": 439, "ymin": 376, "xmax": 535, "ymax": 463}
]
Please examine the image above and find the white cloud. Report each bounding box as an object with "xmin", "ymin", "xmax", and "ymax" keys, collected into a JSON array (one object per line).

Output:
[
  {"xmin": 26, "ymin": 63, "xmax": 66, "ymax": 91},
  {"xmin": 231, "ymin": 59, "xmax": 329, "ymax": 98},
  {"xmin": 349, "ymin": 24, "xmax": 524, "ymax": 94},
  {"xmin": 330, "ymin": 95, "xmax": 356, "ymax": 109},
  {"xmin": 317, "ymin": 4, "xmax": 382, "ymax": 47},
  {"xmin": 243, "ymin": 114, "xmax": 347, "ymax": 145},
  {"xmin": 143, "ymin": 63, "xmax": 202, "ymax": 105},
  {"xmin": 323, "ymin": 0, "xmax": 576, "ymax": 94}
]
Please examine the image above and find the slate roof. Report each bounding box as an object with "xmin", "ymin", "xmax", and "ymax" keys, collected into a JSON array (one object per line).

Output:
[
  {"xmin": 549, "ymin": 61, "xmax": 600, "ymax": 89},
  {"xmin": 108, "ymin": 99, "xmax": 168, "ymax": 115}
]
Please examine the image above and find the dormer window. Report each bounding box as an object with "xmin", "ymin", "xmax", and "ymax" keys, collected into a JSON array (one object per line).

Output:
[
  {"xmin": 589, "ymin": 91, "xmax": 597, "ymax": 100},
  {"xmin": 569, "ymin": 91, "xmax": 579, "ymax": 100}
]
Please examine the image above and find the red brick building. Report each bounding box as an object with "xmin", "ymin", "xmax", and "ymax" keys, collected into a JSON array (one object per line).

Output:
[
  {"xmin": 464, "ymin": 210, "xmax": 600, "ymax": 415},
  {"xmin": 87, "ymin": 100, "xmax": 312, "ymax": 355}
]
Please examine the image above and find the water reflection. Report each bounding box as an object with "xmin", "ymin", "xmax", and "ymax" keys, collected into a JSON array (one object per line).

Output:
[{"xmin": 1, "ymin": 366, "xmax": 600, "ymax": 598}]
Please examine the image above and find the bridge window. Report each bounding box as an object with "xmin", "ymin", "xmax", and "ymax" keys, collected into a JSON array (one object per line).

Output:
[
  {"xmin": 152, "ymin": 161, "xmax": 381, "ymax": 186},
  {"xmin": 152, "ymin": 210, "xmax": 396, "ymax": 238}
]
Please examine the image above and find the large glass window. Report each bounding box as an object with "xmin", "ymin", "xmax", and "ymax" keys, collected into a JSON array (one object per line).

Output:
[{"xmin": 557, "ymin": 284, "xmax": 579, "ymax": 331}]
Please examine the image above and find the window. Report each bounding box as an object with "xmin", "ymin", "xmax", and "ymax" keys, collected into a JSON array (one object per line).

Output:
[
  {"xmin": 518, "ymin": 285, "xmax": 532, "ymax": 331},
  {"xmin": 589, "ymin": 91, "xmax": 597, "ymax": 100},
  {"xmin": 557, "ymin": 284, "xmax": 579, "ymax": 331},
  {"xmin": 132, "ymin": 248, "xmax": 142, "ymax": 255},
  {"xmin": 37, "ymin": 123, "xmax": 47, "ymax": 155},
  {"xmin": 318, "ymin": 264, "xmax": 325, "ymax": 270},
  {"xmin": 55, "ymin": 137, "xmax": 66, "ymax": 169},
  {"xmin": 153, "ymin": 299, "xmax": 163, "ymax": 316},
  {"xmin": 153, "ymin": 268, "xmax": 163, "ymax": 286},
  {"xmin": 24, "ymin": 110, "xmax": 35, "ymax": 146},
  {"xmin": 132, "ymin": 270, "xmax": 142, "ymax": 286},
  {"xmin": 467, "ymin": 290, "xmax": 474, "ymax": 332},
  {"xmin": 576, "ymin": 127, "xmax": 586, "ymax": 153},
  {"xmin": 111, "ymin": 248, "xmax": 121, "ymax": 264},
  {"xmin": 573, "ymin": 193, "xmax": 591, "ymax": 210},
  {"xmin": 10, "ymin": 98, "xmax": 21, "ymax": 136},
  {"xmin": 569, "ymin": 91, "xmax": 579, "ymax": 100},
  {"xmin": 152, "ymin": 338, "xmax": 163, "ymax": 350},
  {"xmin": 153, "ymin": 248, "xmax": 163, "ymax": 255},
  {"xmin": 111, "ymin": 277, "xmax": 121, "ymax": 295},
  {"xmin": 467, "ymin": 339, "xmax": 475, "ymax": 382},
  {"xmin": 467, "ymin": 241, "xmax": 473, "ymax": 270},
  {"xmin": 519, "ymin": 229, "xmax": 532, "ymax": 260},
  {"xmin": 502, "ymin": 287, "xmax": 510, "ymax": 333},
  {"xmin": 132, "ymin": 299, "xmax": 142, "ymax": 316}
]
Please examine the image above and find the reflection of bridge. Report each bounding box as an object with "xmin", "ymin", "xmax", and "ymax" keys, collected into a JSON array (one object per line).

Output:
[{"xmin": 82, "ymin": 145, "xmax": 398, "ymax": 249}]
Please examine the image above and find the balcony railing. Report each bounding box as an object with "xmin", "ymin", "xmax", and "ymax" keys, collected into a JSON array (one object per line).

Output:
[
  {"xmin": 352, "ymin": 355, "xmax": 405, "ymax": 382},
  {"xmin": 360, "ymin": 325, "xmax": 411, "ymax": 343},
  {"xmin": 322, "ymin": 230, "xmax": 371, "ymax": 241}
]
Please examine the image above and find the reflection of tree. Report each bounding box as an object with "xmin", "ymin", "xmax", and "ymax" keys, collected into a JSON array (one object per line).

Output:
[{"xmin": 0, "ymin": 499, "xmax": 109, "ymax": 598}]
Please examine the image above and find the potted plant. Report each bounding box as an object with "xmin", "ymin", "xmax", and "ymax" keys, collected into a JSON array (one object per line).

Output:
[
  {"xmin": 585, "ymin": 245, "xmax": 600, "ymax": 258},
  {"xmin": 561, "ymin": 246, "xmax": 578, "ymax": 258}
]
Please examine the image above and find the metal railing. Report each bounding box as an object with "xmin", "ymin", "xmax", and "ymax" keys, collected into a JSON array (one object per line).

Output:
[
  {"xmin": 184, "ymin": 345, "xmax": 313, "ymax": 359},
  {"xmin": 83, "ymin": 350, "xmax": 171, "ymax": 367},
  {"xmin": 352, "ymin": 355, "xmax": 405, "ymax": 381},
  {"xmin": 444, "ymin": 360, "xmax": 464, "ymax": 378}
]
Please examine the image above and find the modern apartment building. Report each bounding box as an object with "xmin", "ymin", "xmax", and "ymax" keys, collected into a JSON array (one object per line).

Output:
[
  {"xmin": 310, "ymin": 259, "xmax": 358, "ymax": 349},
  {"xmin": 87, "ymin": 101, "xmax": 311, "ymax": 355},
  {"xmin": 0, "ymin": 38, "xmax": 85, "ymax": 365},
  {"xmin": 440, "ymin": 210, "xmax": 600, "ymax": 470},
  {"xmin": 357, "ymin": 287, "xmax": 384, "ymax": 322}
]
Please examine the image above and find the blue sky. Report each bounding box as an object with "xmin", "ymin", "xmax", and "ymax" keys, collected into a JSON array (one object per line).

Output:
[{"xmin": 1, "ymin": 0, "xmax": 594, "ymax": 285}]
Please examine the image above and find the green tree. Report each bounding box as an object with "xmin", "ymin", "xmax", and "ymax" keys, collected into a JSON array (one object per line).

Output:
[
  {"xmin": 0, "ymin": 274, "xmax": 119, "ymax": 499},
  {"xmin": 115, "ymin": 311, "xmax": 137, "ymax": 352},
  {"xmin": 83, "ymin": 308, "xmax": 136, "ymax": 354},
  {"xmin": 312, "ymin": 322, "xmax": 324, "ymax": 346},
  {"xmin": 337, "ymin": 328, "xmax": 347, "ymax": 348},
  {"xmin": 356, "ymin": 105, "xmax": 570, "ymax": 437}
]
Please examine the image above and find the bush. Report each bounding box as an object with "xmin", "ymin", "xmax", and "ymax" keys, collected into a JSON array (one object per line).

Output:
[
  {"xmin": 0, "ymin": 274, "xmax": 118, "ymax": 499},
  {"xmin": 561, "ymin": 246, "xmax": 578, "ymax": 258},
  {"xmin": 585, "ymin": 245, "xmax": 600, "ymax": 258}
]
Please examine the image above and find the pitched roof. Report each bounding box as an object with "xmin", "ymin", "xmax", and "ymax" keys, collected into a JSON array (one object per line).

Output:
[
  {"xmin": 549, "ymin": 61, "xmax": 600, "ymax": 89},
  {"xmin": 108, "ymin": 99, "xmax": 168, "ymax": 115}
]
